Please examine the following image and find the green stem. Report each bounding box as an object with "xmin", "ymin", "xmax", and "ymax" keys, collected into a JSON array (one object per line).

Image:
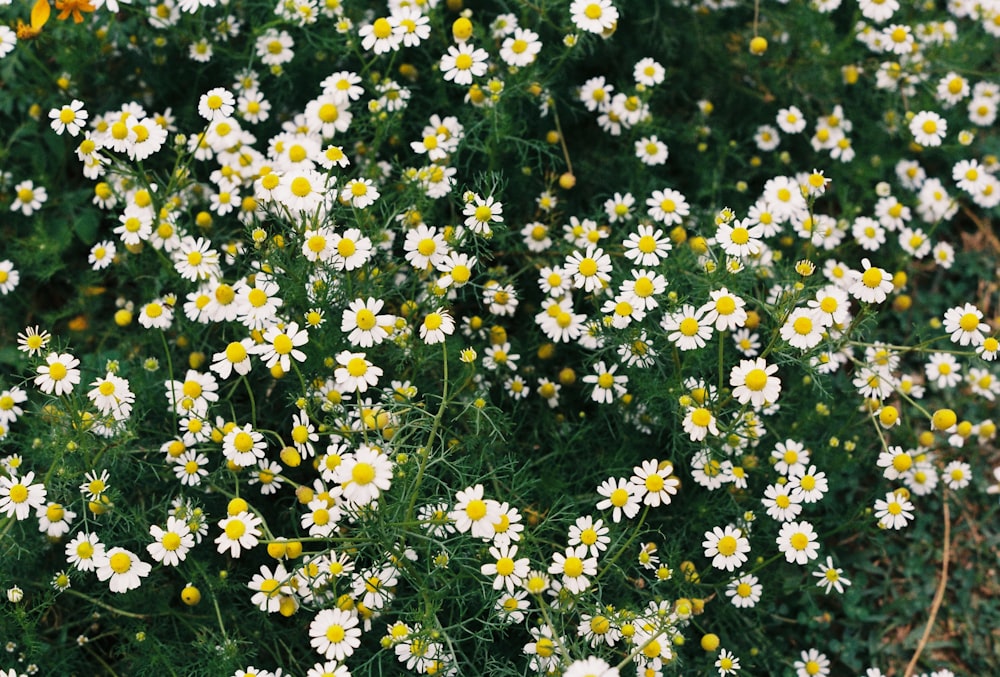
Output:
[
  {"xmin": 64, "ymin": 589, "xmax": 152, "ymax": 619},
  {"xmin": 593, "ymin": 504, "xmax": 650, "ymax": 585},
  {"xmin": 403, "ymin": 343, "xmax": 449, "ymax": 526}
]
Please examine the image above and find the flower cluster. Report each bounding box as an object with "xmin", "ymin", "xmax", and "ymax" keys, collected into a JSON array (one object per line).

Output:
[{"xmin": 1, "ymin": 1, "xmax": 998, "ymax": 676}]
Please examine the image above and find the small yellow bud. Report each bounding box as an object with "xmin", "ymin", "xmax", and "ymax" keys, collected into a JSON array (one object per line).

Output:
[
  {"xmin": 749, "ymin": 36, "xmax": 768, "ymax": 55},
  {"xmin": 181, "ymin": 584, "xmax": 201, "ymax": 606},
  {"xmin": 227, "ymin": 497, "xmax": 249, "ymax": 515},
  {"xmin": 931, "ymin": 408, "xmax": 956, "ymax": 431},
  {"xmin": 701, "ymin": 633, "xmax": 720, "ymax": 651},
  {"xmin": 451, "ymin": 16, "xmax": 472, "ymax": 41},
  {"xmin": 114, "ymin": 309, "xmax": 133, "ymax": 326}
]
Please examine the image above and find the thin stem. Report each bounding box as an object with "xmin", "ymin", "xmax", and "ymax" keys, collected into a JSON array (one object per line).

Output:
[
  {"xmin": 903, "ymin": 493, "xmax": 951, "ymax": 677},
  {"xmin": 593, "ymin": 504, "xmax": 650, "ymax": 585},
  {"xmin": 64, "ymin": 589, "xmax": 151, "ymax": 619},
  {"xmin": 403, "ymin": 343, "xmax": 449, "ymax": 526}
]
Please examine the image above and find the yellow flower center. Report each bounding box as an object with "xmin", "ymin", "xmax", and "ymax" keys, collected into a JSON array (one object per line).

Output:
[
  {"xmin": 679, "ymin": 317, "xmax": 699, "ymax": 336},
  {"xmin": 346, "ymin": 358, "xmax": 369, "ymax": 377},
  {"xmin": 563, "ymin": 556, "xmax": 584, "ymax": 577},
  {"xmin": 351, "ymin": 461, "xmax": 376, "ymax": 485},
  {"xmin": 9, "ymin": 484, "xmax": 28, "ymax": 503},
  {"xmin": 717, "ymin": 535, "xmax": 738, "ymax": 556},
  {"xmin": 109, "ymin": 552, "xmax": 132, "ymax": 574},
  {"xmin": 372, "ymin": 17, "xmax": 392, "ymax": 39},
  {"xmin": 233, "ymin": 431, "xmax": 254, "ymax": 453},
  {"xmin": 290, "ymin": 177, "xmax": 312, "ymax": 198},
  {"xmin": 355, "ymin": 309, "xmax": 377, "ymax": 330},
  {"xmin": 959, "ymin": 312, "xmax": 980, "ymax": 331},
  {"xmin": 610, "ymin": 487, "xmax": 629, "ymax": 507},
  {"xmin": 861, "ymin": 267, "xmax": 884, "ymax": 289},
  {"xmin": 793, "ymin": 316, "xmax": 813, "ymax": 335},
  {"xmin": 49, "ymin": 363, "xmax": 68, "ymax": 381},
  {"xmin": 790, "ymin": 532, "xmax": 809, "ymax": 550},
  {"xmin": 272, "ymin": 333, "xmax": 293, "ymax": 355},
  {"xmin": 225, "ymin": 519, "xmax": 246, "ymax": 539},
  {"xmin": 744, "ymin": 368, "xmax": 768, "ymax": 391},
  {"xmin": 226, "ymin": 342, "xmax": 247, "ymax": 363},
  {"xmin": 161, "ymin": 532, "xmax": 182, "ymax": 551},
  {"xmin": 691, "ymin": 408, "xmax": 712, "ymax": 427},
  {"xmin": 465, "ymin": 499, "xmax": 487, "ymax": 520},
  {"xmin": 730, "ymin": 227, "xmax": 750, "ymax": 245}
]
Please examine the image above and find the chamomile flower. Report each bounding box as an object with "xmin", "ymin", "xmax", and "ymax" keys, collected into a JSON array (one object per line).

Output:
[
  {"xmin": 726, "ymin": 573, "xmax": 762, "ymax": 608},
  {"xmin": 35, "ymin": 352, "xmax": 81, "ymax": 396},
  {"xmin": 198, "ymin": 87, "xmax": 236, "ymax": 121},
  {"xmin": 17, "ymin": 326, "xmax": 51, "ymax": 356},
  {"xmin": 66, "ymin": 532, "xmax": 106, "ymax": 572},
  {"xmin": 481, "ymin": 543, "xmax": 530, "ymax": 594},
  {"xmin": 309, "ymin": 608, "xmax": 362, "ymax": 661},
  {"xmin": 334, "ymin": 351, "xmax": 383, "ymax": 393},
  {"xmin": 301, "ymin": 497, "xmax": 340, "ymax": 538},
  {"xmin": 173, "ymin": 450, "xmax": 209, "ymax": 486},
  {"xmin": 10, "ymin": 180, "xmax": 48, "ymax": 216},
  {"xmin": 138, "ymin": 298, "xmax": 174, "ymax": 330},
  {"xmin": 255, "ymin": 322, "xmax": 309, "ymax": 373},
  {"xmin": 910, "ymin": 110, "xmax": 947, "ymax": 147},
  {"xmin": 813, "ymin": 556, "xmax": 851, "ymax": 594},
  {"xmin": 463, "ymin": 194, "xmax": 504, "ymax": 235},
  {"xmin": 776, "ymin": 106, "xmax": 807, "ymax": 134},
  {"xmin": 761, "ymin": 482, "xmax": 804, "ymax": 522},
  {"xmin": 570, "ymin": 0, "xmax": 619, "ymax": 34},
  {"xmin": 925, "ymin": 352, "xmax": 962, "ymax": 389},
  {"xmin": 92, "ymin": 547, "xmax": 151, "ymax": 595},
  {"xmin": 360, "ymin": 16, "xmax": 402, "ymax": 54},
  {"xmin": 780, "ymin": 308, "xmax": 830, "ymax": 351},
  {"xmin": 549, "ymin": 545, "xmax": 597, "ymax": 594},
  {"xmin": 629, "ymin": 459, "xmax": 679, "ymax": 507},
  {"xmin": 49, "ymin": 100, "xmax": 89, "ymax": 136},
  {"xmin": 695, "ymin": 288, "xmax": 745, "ymax": 332},
  {"xmin": 419, "ymin": 308, "xmax": 455, "ymax": 344},
  {"xmin": 776, "ymin": 520, "xmax": 820, "ymax": 564},
  {"xmin": 450, "ymin": 484, "xmax": 501, "ymax": 539},
  {"xmin": 87, "ymin": 372, "xmax": 135, "ymax": 421},
  {"xmin": 147, "ymin": 516, "xmax": 195, "ymax": 566},
  {"xmin": 223, "ymin": 424, "xmax": 267, "ymax": 467},
  {"xmin": 635, "ymin": 135, "xmax": 668, "ymax": 165},
  {"xmin": 942, "ymin": 460, "xmax": 971, "ymax": 490},
  {"xmin": 646, "ymin": 188, "xmax": 690, "ymax": 225},
  {"xmin": 582, "ymin": 361, "xmax": 628, "ymax": 404},
  {"xmin": 440, "ymin": 43, "xmax": 489, "ymax": 85},
  {"xmin": 717, "ymin": 219, "xmax": 764, "ymax": 259},
  {"xmin": 0, "ymin": 471, "xmax": 47, "ymax": 521},
  {"xmin": 788, "ymin": 465, "xmax": 829, "ymax": 503},
  {"xmin": 210, "ymin": 338, "xmax": 255, "ymax": 379},
  {"xmin": 215, "ymin": 511, "xmax": 262, "ymax": 558},
  {"xmin": 683, "ymin": 406, "xmax": 719, "ymax": 442},
  {"xmin": 595, "ymin": 477, "xmax": 641, "ymax": 522},
  {"xmin": 341, "ymin": 297, "xmax": 393, "ymax": 348},
  {"xmin": 500, "ymin": 28, "xmax": 542, "ymax": 67},
  {"xmin": 330, "ymin": 228, "xmax": 373, "ymax": 271},
  {"xmin": 942, "ymin": 303, "xmax": 988, "ymax": 347},
  {"xmin": 0, "ymin": 387, "xmax": 26, "ymax": 428},
  {"xmin": 662, "ymin": 304, "xmax": 713, "ymax": 351},
  {"xmin": 335, "ymin": 445, "xmax": 393, "ymax": 506},
  {"xmin": 565, "ymin": 246, "xmax": 613, "ymax": 293},
  {"xmin": 702, "ymin": 524, "xmax": 751, "ymax": 572},
  {"xmin": 340, "ymin": 178, "xmax": 380, "ymax": 209},
  {"xmin": 623, "ymin": 224, "xmax": 671, "ymax": 266},
  {"xmin": 248, "ymin": 563, "xmax": 292, "ymax": 614},
  {"xmin": 849, "ymin": 258, "xmax": 893, "ymax": 303}
]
